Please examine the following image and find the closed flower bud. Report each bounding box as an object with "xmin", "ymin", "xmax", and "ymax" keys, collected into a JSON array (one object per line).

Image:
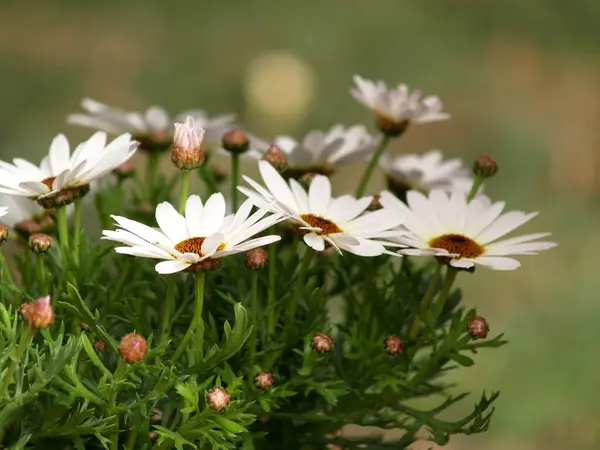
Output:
[
  {"xmin": 150, "ymin": 408, "xmax": 162, "ymax": 423},
  {"xmin": 254, "ymin": 371, "xmax": 273, "ymax": 390},
  {"xmin": 149, "ymin": 431, "xmax": 158, "ymax": 440},
  {"xmin": 114, "ymin": 160, "xmax": 135, "ymax": 180},
  {"xmin": 298, "ymin": 172, "xmax": 317, "ymax": 190},
  {"xmin": 261, "ymin": 144, "xmax": 287, "ymax": 172},
  {"xmin": 119, "ymin": 333, "xmax": 147, "ymax": 363},
  {"xmin": 222, "ymin": 128, "xmax": 250, "ymax": 154},
  {"xmin": 171, "ymin": 116, "xmax": 206, "ymax": 170},
  {"xmin": 467, "ymin": 316, "xmax": 489, "ymax": 339},
  {"xmin": 245, "ymin": 248, "xmax": 268, "ymax": 270},
  {"xmin": 384, "ymin": 335, "xmax": 403, "ymax": 355},
  {"xmin": 206, "ymin": 386, "xmax": 230, "ymax": 411},
  {"xmin": 94, "ymin": 340, "xmax": 106, "ymax": 352},
  {"xmin": 368, "ymin": 194, "xmax": 382, "ymax": 211},
  {"xmin": 0, "ymin": 225, "xmax": 8, "ymax": 245},
  {"xmin": 473, "ymin": 155, "xmax": 498, "ymax": 178},
  {"xmin": 29, "ymin": 233, "xmax": 52, "ymax": 254},
  {"xmin": 312, "ymin": 333, "xmax": 333, "ymax": 354},
  {"xmin": 20, "ymin": 295, "xmax": 54, "ymax": 329}
]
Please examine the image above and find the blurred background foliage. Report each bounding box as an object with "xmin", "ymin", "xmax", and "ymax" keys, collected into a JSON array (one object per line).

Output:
[{"xmin": 1, "ymin": 0, "xmax": 599, "ymax": 448}]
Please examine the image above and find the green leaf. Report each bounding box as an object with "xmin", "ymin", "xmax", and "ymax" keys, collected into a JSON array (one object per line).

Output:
[{"xmin": 213, "ymin": 416, "xmax": 246, "ymax": 434}]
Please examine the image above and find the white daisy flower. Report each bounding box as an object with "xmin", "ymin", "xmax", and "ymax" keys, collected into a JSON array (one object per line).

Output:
[
  {"xmin": 238, "ymin": 160, "xmax": 406, "ymax": 256},
  {"xmin": 67, "ymin": 98, "xmax": 235, "ymax": 147},
  {"xmin": 351, "ymin": 75, "xmax": 450, "ymax": 135},
  {"xmin": 380, "ymin": 150, "xmax": 474, "ymax": 196},
  {"xmin": 0, "ymin": 206, "xmax": 7, "ymax": 219},
  {"xmin": 380, "ymin": 189, "xmax": 557, "ymax": 271},
  {"xmin": 102, "ymin": 193, "xmax": 283, "ymax": 274},
  {"xmin": 247, "ymin": 125, "xmax": 380, "ymax": 177},
  {"xmin": 0, "ymin": 132, "xmax": 137, "ymax": 208}
]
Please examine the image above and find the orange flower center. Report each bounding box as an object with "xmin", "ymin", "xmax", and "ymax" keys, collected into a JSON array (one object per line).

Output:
[
  {"xmin": 174, "ymin": 237, "xmax": 225, "ymax": 256},
  {"xmin": 300, "ymin": 214, "xmax": 342, "ymax": 235},
  {"xmin": 41, "ymin": 176, "xmax": 56, "ymax": 190},
  {"xmin": 428, "ymin": 234, "xmax": 484, "ymax": 259}
]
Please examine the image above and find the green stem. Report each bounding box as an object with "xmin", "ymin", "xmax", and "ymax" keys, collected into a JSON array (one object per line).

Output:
[
  {"xmin": 467, "ymin": 175, "xmax": 484, "ymax": 202},
  {"xmin": 0, "ymin": 326, "xmax": 33, "ymax": 399},
  {"xmin": 249, "ymin": 271, "xmax": 259, "ymax": 368},
  {"xmin": 0, "ymin": 252, "xmax": 14, "ymax": 305},
  {"xmin": 109, "ymin": 361, "xmax": 127, "ymax": 450},
  {"xmin": 286, "ymin": 249, "xmax": 315, "ymax": 322},
  {"xmin": 172, "ymin": 272, "xmax": 206, "ymax": 363},
  {"xmin": 178, "ymin": 171, "xmax": 191, "ymax": 214},
  {"xmin": 409, "ymin": 264, "xmax": 442, "ymax": 339},
  {"xmin": 57, "ymin": 205, "xmax": 70, "ymax": 257},
  {"xmin": 147, "ymin": 152, "xmax": 160, "ymax": 202},
  {"xmin": 73, "ymin": 198, "xmax": 82, "ymax": 266},
  {"xmin": 432, "ymin": 267, "xmax": 458, "ymax": 322},
  {"xmin": 125, "ymin": 428, "xmax": 137, "ymax": 450},
  {"xmin": 160, "ymin": 278, "xmax": 177, "ymax": 346},
  {"xmin": 231, "ymin": 153, "xmax": 240, "ymax": 210},
  {"xmin": 267, "ymin": 240, "xmax": 277, "ymax": 335},
  {"xmin": 36, "ymin": 256, "xmax": 46, "ymax": 293},
  {"xmin": 355, "ymin": 135, "xmax": 390, "ymax": 197}
]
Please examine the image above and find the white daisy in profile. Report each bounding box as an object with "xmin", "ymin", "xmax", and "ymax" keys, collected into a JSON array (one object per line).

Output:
[
  {"xmin": 379, "ymin": 150, "xmax": 474, "ymax": 196},
  {"xmin": 238, "ymin": 161, "xmax": 406, "ymax": 256},
  {"xmin": 380, "ymin": 189, "xmax": 557, "ymax": 270},
  {"xmin": 351, "ymin": 75, "xmax": 450, "ymax": 135},
  {"xmin": 248, "ymin": 125, "xmax": 379, "ymax": 177},
  {"xmin": 102, "ymin": 193, "xmax": 283, "ymax": 274},
  {"xmin": 67, "ymin": 98, "xmax": 235, "ymax": 148},
  {"xmin": 0, "ymin": 132, "xmax": 137, "ymax": 208}
]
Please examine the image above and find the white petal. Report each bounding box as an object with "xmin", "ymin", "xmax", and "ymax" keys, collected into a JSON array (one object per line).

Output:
[
  {"xmin": 185, "ymin": 195, "xmax": 204, "ymax": 237},
  {"xmin": 201, "ymin": 232, "xmax": 225, "ymax": 256},
  {"xmin": 303, "ymin": 233, "xmax": 325, "ymax": 251},
  {"xmin": 308, "ymin": 175, "xmax": 331, "ymax": 216},
  {"xmin": 449, "ymin": 259, "xmax": 475, "ymax": 269},
  {"xmin": 328, "ymin": 195, "xmax": 372, "ymax": 223},
  {"xmin": 258, "ymin": 160, "xmax": 299, "ymax": 212},
  {"xmin": 48, "ymin": 134, "xmax": 71, "ymax": 175},
  {"xmin": 289, "ymin": 179, "xmax": 310, "ymax": 213},
  {"xmin": 155, "ymin": 202, "xmax": 188, "ymax": 243},
  {"xmin": 476, "ymin": 212, "xmax": 538, "ymax": 245},
  {"xmin": 339, "ymin": 237, "xmax": 385, "ymax": 257},
  {"xmin": 474, "ymin": 256, "xmax": 521, "ymax": 270},
  {"xmin": 199, "ymin": 193, "xmax": 227, "ymax": 236},
  {"xmin": 155, "ymin": 260, "xmax": 190, "ymax": 274}
]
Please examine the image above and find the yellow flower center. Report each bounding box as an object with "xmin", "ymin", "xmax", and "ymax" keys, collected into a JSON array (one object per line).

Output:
[
  {"xmin": 300, "ymin": 214, "xmax": 342, "ymax": 235},
  {"xmin": 428, "ymin": 234, "xmax": 484, "ymax": 259},
  {"xmin": 174, "ymin": 237, "xmax": 225, "ymax": 256}
]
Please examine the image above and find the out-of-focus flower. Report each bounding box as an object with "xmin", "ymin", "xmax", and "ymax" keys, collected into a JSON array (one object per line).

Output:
[{"xmin": 20, "ymin": 295, "xmax": 54, "ymax": 329}]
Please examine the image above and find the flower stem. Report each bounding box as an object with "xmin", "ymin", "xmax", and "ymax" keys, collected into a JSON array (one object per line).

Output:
[
  {"xmin": 286, "ymin": 249, "xmax": 315, "ymax": 322},
  {"xmin": 432, "ymin": 266, "xmax": 458, "ymax": 322},
  {"xmin": 249, "ymin": 271, "xmax": 259, "ymax": 368},
  {"xmin": 231, "ymin": 153, "xmax": 240, "ymax": 210},
  {"xmin": 147, "ymin": 152, "xmax": 160, "ymax": 202},
  {"xmin": 0, "ymin": 326, "xmax": 33, "ymax": 399},
  {"xmin": 409, "ymin": 263, "xmax": 442, "ymax": 339},
  {"xmin": 355, "ymin": 134, "xmax": 390, "ymax": 198},
  {"xmin": 267, "ymin": 239, "xmax": 277, "ymax": 335},
  {"xmin": 0, "ymin": 252, "xmax": 14, "ymax": 306},
  {"xmin": 57, "ymin": 205, "xmax": 70, "ymax": 257},
  {"xmin": 160, "ymin": 277, "xmax": 177, "ymax": 346},
  {"xmin": 172, "ymin": 272, "xmax": 206, "ymax": 363},
  {"xmin": 467, "ymin": 175, "xmax": 484, "ymax": 202},
  {"xmin": 73, "ymin": 198, "xmax": 82, "ymax": 266},
  {"xmin": 36, "ymin": 256, "xmax": 46, "ymax": 292},
  {"xmin": 178, "ymin": 171, "xmax": 191, "ymax": 214}
]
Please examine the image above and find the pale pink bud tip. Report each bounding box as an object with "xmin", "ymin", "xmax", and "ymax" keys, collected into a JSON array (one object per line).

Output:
[
  {"xmin": 207, "ymin": 386, "xmax": 231, "ymax": 411},
  {"xmin": 119, "ymin": 332, "xmax": 147, "ymax": 363},
  {"xmin": 20, "ymin": 295, "xmax": 55, "ymax": 329}
]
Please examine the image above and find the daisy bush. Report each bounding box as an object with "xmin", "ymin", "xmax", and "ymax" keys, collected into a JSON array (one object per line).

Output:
[{"xmin": 0, "ymin": 75, "xmax": 556, "ymax": 450}]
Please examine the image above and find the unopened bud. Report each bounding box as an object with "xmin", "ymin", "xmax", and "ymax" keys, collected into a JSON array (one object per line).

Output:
[
  {"xmin": 245, "ymin": 248, "xmax": 268, "ymax": 270},
  {"xmin": 29, "ymin": 233, "xmax": 52, "ymax": 254},
  {"xmin": 94, "ymin": 340, "xmax": 106, "ymax": 352},
  {"xmin": 171, "ymin": 116, "xmax": 206, "ymax": 170},
  {"xmin": 384, "ymin": 335, "xmax": 403, "ymax": 355},
  {"xmin": 149, "ymin": 431, "xmax": 158, "ymax": 440},
  {"xmin": 375, "ymin": 115, "xmax": 409, "ymax": 137},
  {"xmin": 114, "ymin": 160, "xmax": 135, "ymax": 180},
  {"xmin": 119, "ymin": 333, "xmax": 147, "ymax": 363},
  {"xmin": 312, "ymin": 333, "xmax": 333, "ymax": 354},
  {"xmin": 467, "ymin": 316, "xmax": 489, "ymax": 340},
  {"xmin": 222, "ymin": 128, "xmax": 250, "ymax": 154},
  {"xmin": 261, "ymin": 144, "xmax": 287, "ymax": 172},
  {"xmin": 206, "ymin": 386, "xmax": 230, "ymax": 411},
  {"xmin": 80, "ymin": 321, "xmax": 90, "ymax": 331},
  {"xmin": 20, "ymin": 295, "xmax": 54, "ymax": 329},
  {"xmin": 368, "ymin": 194, "xmax": 382, "ymax": 211},
  {"xmin": 0, "ymin": 225, "xmax": 8, "ymax": 245},
  {"xmin": 254, "ymin": 371, "xmax": 273, "ymax": 390},
  {"xmin": 150, "ymin": 408, "xmax": 162, "ymax": 423},
  {"xmin": 473, "ymin": 155, "xmax": 498, "ymax": 178},
  {"xmin": 298, "ymin": 173, "xmax": 317, "ymax": 190}
]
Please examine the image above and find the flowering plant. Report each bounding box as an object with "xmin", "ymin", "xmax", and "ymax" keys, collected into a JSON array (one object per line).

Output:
[{"xmin": 0, "ymin": 75, "xmax": 555, "ymax": 449}]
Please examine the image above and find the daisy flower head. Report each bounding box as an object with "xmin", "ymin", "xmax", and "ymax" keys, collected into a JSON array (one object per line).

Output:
[
  {"xmin": 351, "ymin": 75, "xmax": 450, "ymax": 136},
  {"xmin": 238, "ymin": 160, "xmax": 407, "ymax": 257},
  {"xmin": 0, "ymin": 194, "xmax": 56, "ymax": 236},
  {"xmin": 67, "ymin": 98, "xmax": 235, "ymax": 151},
  {"xmin": 380, "ymin": 150, "xmax": 474, "ymax": 198},
  {"xmin": 381, "ymin": 189, "xmax": 557, "ymax": 271},
  {"xmin": 0, "ymin": 132, "xmax": 138, "ymax": 209},
  {"xmin": 102, "ymin": 193, "xmax": 283, "ymax": 274},
  {"xmin": 248, "ymin": 125, "xmax": 379, "ymax": 179}
]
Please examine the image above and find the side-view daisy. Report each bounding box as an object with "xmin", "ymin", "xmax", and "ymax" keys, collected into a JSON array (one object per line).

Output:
[
  {"xmin": 0, "ymin": 132, "xmax": 137, "ymax": 208},
  {"xmin": 248, "ymin": 125, "xmax": 379, "ymax": 178},
  {"xmin": 67, "ymin": 98, "xmax": 235, "ymax": 147},
  {"xmin": 0, "ymin": 194, "xmax": 57, "ymax": 234},
  {"xmin": 351, "ymin": 75, "xmax": 449, "ymax": 135},
  {"xmin": 380, "ymin": 189, "xmax": 557, "ymax": 270},
  {"xmin": 238, "ymin": 160, "xmax": 406, "ymax": 256},
  {"xmin": 379, "ymin": 150, "xmax": 474, "ymax": 197},
  {"xmin": 103, "ymin": 193, "xmax": 283, "ymax": 274}
]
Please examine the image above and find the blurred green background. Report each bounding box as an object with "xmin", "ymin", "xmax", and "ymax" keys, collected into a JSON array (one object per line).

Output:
[{"xmin": 1, "ymin": 1, "xmax": 599, "ymax": 448}]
